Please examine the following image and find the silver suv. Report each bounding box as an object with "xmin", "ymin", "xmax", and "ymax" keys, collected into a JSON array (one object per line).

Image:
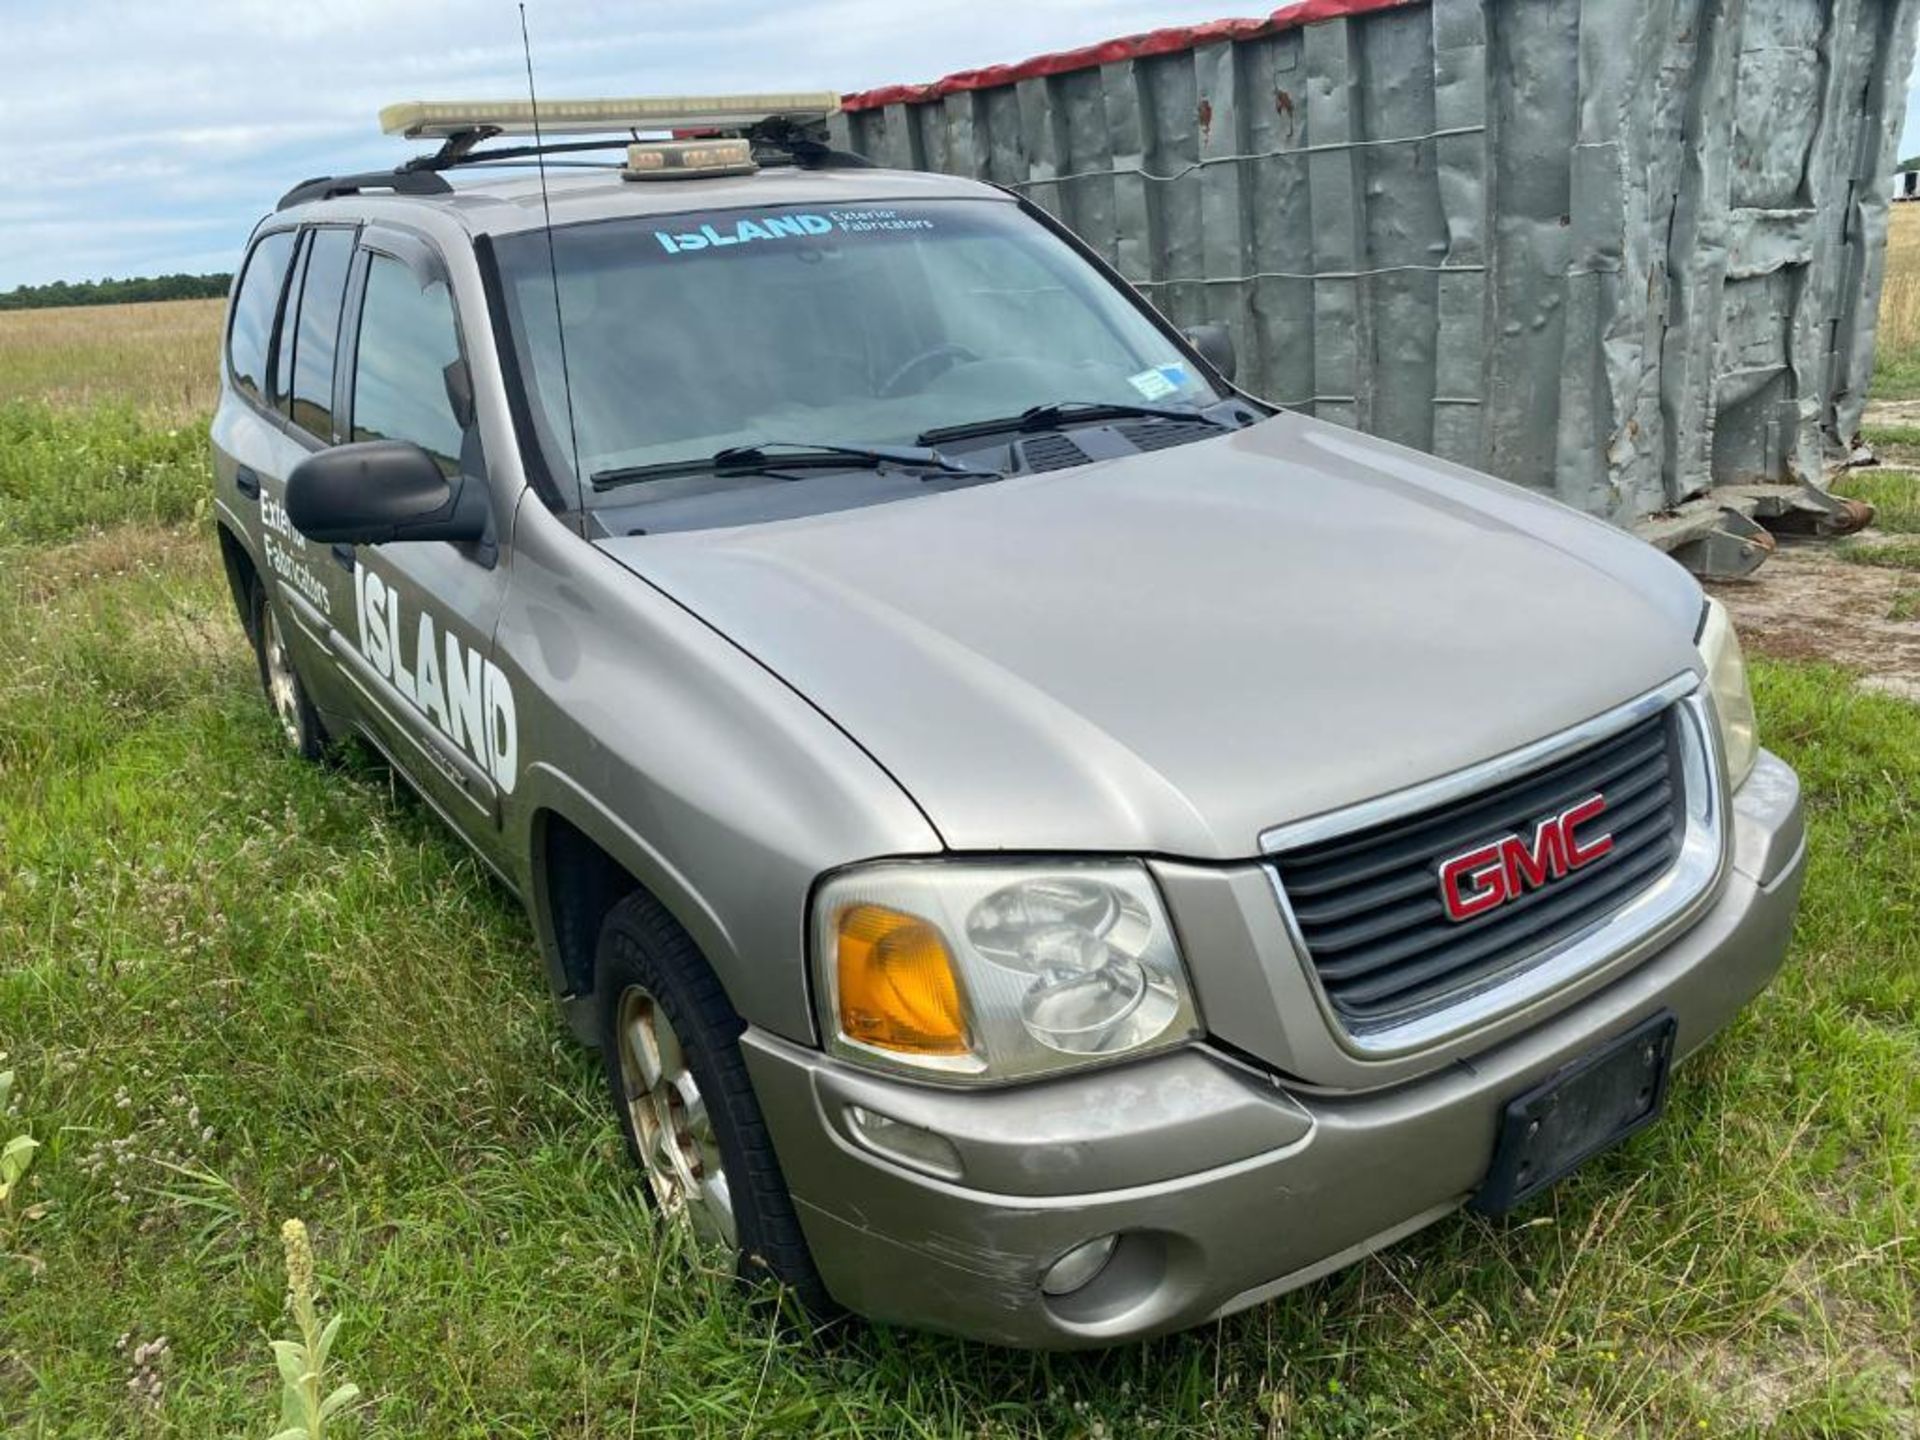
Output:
[{"xmin": 210, "ymin": 97, "xmax": 1806, "ymax": 1348}]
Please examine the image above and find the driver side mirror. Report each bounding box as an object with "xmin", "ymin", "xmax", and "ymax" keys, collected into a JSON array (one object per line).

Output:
[
  {"xmin": 286, "ymin": 441, "xmax": 489, "ymax": 547},
  {"xmin": 1181, "ymin": 322, "xmax": 1237, "ymax": 385}
]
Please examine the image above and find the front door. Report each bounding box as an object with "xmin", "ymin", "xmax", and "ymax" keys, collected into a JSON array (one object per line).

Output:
[{"xmin": 310, "ymin": 232, "xmax": 518, "ymax": 862}]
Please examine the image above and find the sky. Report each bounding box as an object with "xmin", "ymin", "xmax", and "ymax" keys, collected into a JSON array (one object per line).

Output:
[
  {"xmin": 0, "ymin": 0, "xmax": 1246, "ymax": 289},
  {"xmin": 2, "ymin": 2, "xmax": 1918, "ymax": 291}
]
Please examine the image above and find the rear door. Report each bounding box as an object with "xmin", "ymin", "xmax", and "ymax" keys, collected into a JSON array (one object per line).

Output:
[
  {"xmin": 212, "ymin": 229, "xmax": 317, "ymax": 663},
  {"xmin": 251, "ymin": 224, "xmax": 362, "ymax": 723},
  {"xmin": 311, "ymin": 228, "xmax": 517, "ymax": 857}
]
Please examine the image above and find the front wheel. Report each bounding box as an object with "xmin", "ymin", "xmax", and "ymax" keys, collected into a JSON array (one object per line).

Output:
[
  {"xmin": 249, "ymin": 579, "xmax": 329, "ymax": 761},
  {"xmin": 595, "ymin": 890, "xmax": 831, "ymax": 1311}
]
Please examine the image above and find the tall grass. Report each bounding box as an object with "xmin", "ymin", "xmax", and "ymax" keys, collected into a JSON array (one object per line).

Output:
[
  {"xmin": 0, "ymin": 298, "xmax": 224, "ymax": 420},
  {"xmin": 1873, "ymin": 206, "xmax": 1920, "ymax": 399}
]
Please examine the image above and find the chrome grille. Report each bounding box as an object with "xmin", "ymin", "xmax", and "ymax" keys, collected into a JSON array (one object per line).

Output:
[{"xmin": 1271, "ymin": 708, "xmax": 1687, "ymax": 1029}]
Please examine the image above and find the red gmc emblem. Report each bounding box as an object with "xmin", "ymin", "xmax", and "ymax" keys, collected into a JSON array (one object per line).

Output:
[{"xmin": 1437, "ymin": 795, "xmax": 1614, "ymax": 923}]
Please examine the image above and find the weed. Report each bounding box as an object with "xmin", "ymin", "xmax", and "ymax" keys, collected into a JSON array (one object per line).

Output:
[
  {"xmin": 269, "ymin": 1219, "xmax": 360, "ymax": 1440},
  {"xmin": 0, "ymin": 1071, "xmax": 42, "ymax": 1264}
]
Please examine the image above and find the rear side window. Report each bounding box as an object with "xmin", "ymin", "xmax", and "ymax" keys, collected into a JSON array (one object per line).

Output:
[
  {"xmin": 351, "ymin": 254, "xmax": 465, "ymax": 474},
  {"xmin": 227, "ymin": 230, "xmax": 296, "ymax": 404},
  {"xmin": 269, "ymin": 234, "xmax": 308, "ymax": 416},
  {"xmin": 289, "ymin": 229, "xmax": 356, "ymax": 440}
]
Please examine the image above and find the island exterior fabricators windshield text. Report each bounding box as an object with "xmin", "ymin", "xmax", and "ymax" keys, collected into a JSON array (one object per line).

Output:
[{"xmin": 654, "ymin": 208, "xmax": 936, "ymax": 255}]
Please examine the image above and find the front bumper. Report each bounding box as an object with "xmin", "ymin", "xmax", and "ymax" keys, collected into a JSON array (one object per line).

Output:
[{"xmin": 743, "ymin": 751, "xmax": 1806, "ymax": 1348}]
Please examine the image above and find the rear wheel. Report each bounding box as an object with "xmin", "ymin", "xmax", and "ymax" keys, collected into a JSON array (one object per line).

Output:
[
  {"xmin": 249, "ymin": 579, "xmax": 328, "ymax": 761},
  {"xmin": 595, "ymin": 890, "xmax": 831, "ymax": 1311}
]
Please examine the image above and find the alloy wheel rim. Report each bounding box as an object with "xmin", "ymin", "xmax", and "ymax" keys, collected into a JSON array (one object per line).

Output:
[
  {"xmin": 615, "ymin": 984, "xmax": 737, "ymax": 1248},
  {"xmin": 262, "ymin": 608, "xmax": 302, "ymax": 749}
]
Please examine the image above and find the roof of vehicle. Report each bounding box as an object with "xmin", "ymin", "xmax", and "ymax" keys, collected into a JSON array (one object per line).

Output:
[{"xmin": 279, "ymin": 163, "xmax": 1007, "ymax": 238}]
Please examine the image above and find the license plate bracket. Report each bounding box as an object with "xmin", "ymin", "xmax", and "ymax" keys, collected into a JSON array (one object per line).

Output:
[{"xmin": 1472, "ymin": 1010, "xmax": 1677, "ymax": 1216}]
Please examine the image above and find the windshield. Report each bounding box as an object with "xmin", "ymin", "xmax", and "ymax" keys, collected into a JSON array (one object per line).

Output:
[{"xmin": 491, "ymin": 198, "xmax": 1221, "ymax": 500}]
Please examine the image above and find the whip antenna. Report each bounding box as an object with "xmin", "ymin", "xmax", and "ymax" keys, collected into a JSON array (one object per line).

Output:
[{"xmin": 518, "ymin": 3, "xmax": 585, "ymax": 517}]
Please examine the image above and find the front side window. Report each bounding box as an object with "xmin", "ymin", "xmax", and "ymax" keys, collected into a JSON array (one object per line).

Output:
[
  {"xmin": 351, "ymin": 253, "xmax": 466, "ymax": 474},
  {"xmin": 491, "ymin": 199, "xmax": 1219, "ymax": 502},
  {"xmin": 228, "ymin": 229, "xmax": 296, "ymax": 405},
  {"xmin": 289, "ymin": 228, "xmax": 356, "ymax": 440}
]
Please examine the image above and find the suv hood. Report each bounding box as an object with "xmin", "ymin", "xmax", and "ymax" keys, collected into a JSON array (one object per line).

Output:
[{"xmin": 596, "ymin": 414, "xmax": 1704, "ymax": 859}]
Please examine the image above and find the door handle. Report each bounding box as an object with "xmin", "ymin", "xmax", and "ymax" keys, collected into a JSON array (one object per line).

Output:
[
  {"xmin": 330, "ymin": 544, "xmax": 356, "ymax": 573},
  {"xmin": 234, "ymin": 466, "xmax": 262, "ymax": 500}
]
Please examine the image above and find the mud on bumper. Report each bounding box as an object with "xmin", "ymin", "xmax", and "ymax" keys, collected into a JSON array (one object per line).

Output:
[{"xmin": 743, "ymin": 752, "xmax": 1806, "ymax": 1348}]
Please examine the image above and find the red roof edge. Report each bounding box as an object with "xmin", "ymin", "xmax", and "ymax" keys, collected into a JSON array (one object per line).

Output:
[{"xmin": 840, "ymin": 0, "xmax": 1418, "ymax": 113}]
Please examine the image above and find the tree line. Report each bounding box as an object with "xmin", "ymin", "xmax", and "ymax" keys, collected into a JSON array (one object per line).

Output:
[{"xmin": 0, "ymin": 273, "xmax": 232, "ymax": 311}]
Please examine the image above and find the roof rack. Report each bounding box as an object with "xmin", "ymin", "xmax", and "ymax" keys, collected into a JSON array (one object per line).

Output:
[
  {"xmin": 277, "ymin": 93, "xmax": 867, "ymax": 211},
  {"xmin": 276, "ymin": 168, "xmax": 454, "ymax": 211}
]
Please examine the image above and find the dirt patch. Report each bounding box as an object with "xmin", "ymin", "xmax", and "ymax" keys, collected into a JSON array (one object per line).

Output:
[{"xmin": 1706, "ymin": 537, "xmax": 1920, "ymax": 701}]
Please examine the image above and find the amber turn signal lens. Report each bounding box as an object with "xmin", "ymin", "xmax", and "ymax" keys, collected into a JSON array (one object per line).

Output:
[{"xmin": 835, "ymin": 904, "xmax": 970, "ymax": 1056}]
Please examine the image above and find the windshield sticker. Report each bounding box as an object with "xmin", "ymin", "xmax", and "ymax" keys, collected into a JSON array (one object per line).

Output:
[
  {"xmin": 653, "ymin": 208, "xmax": 936, "ymax": 255},
  {"xmin": 1128, "ymin": 364, "xmax": 1187, "ymax": 401},
  {"xmin": 654, "ymin": 213, "xmax": 832, "ymax": 254},
  {"xmin": 823, "ymin": 208, "xmax": 937, "ymax": 235}
]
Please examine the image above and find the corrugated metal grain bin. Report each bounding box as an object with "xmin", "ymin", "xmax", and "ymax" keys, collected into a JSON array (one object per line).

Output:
[{"xmin": 833, "ymin": 0, "xmax": 1920, "ymax": 538}]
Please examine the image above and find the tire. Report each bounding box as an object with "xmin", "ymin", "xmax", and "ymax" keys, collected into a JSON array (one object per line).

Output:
[
  {"xmin": 595, "ymin": 889, "xmax": 832, "ymax": 1313},
  {"xmin": 248, "ymin": 578, "xmax": 330, "ymax": 762}
]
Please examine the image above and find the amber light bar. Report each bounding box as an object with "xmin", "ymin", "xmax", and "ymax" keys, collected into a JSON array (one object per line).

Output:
[{"xmin": 379, "ymin": 92, "xmax": 841, "ymax": 140}]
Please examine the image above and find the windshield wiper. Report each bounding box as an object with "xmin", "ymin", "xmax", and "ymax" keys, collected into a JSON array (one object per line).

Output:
[
  {"xmin": 591, "ymin": 440, "xmax": 990, "ymax": 492},
  {"xmin": 917, "ymin": 399, "xmax": 1231, "ymax": 446}
]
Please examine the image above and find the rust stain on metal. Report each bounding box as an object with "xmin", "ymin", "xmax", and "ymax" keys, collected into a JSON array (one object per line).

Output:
[{"xmin": 1198, "ymin": 97, "xmax": 1214, "ymax": 140}]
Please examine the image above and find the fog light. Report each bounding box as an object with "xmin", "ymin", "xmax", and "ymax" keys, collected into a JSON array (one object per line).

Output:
[
  {"xmin": 1040, "ymin": 1234, "xmax": 1119, "ymax": 1297},
  {"xmin": 846, "ymin": 1105, "xmax": 963, "ymax": 1180}
]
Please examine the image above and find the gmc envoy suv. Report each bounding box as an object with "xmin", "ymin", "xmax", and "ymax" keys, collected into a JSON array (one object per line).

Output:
[{"xmin": 208, "ymin": 96, "xmax": 1807, "ymax": 1347}]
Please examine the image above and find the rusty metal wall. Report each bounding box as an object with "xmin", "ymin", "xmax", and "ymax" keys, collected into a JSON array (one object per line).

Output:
[{"xmin": 832, "ymin": 0, "xmax": 1920, "ymax": 524}]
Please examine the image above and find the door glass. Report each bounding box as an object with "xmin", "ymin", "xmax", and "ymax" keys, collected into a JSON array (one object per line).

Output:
[
  {"xmin": 228, "ymin": 230, "xmax": 296, "ymax": 405},
  {"xmin": 269, "ymin": 233, "xmax": 308, "ymax": 417},
  {"xmin": 351, "ymin": 254, "xmax": 465, "ymax": 475},
  {"xmin": 290, "ymin": 230, "xmax": 356, "ymax": 440}
]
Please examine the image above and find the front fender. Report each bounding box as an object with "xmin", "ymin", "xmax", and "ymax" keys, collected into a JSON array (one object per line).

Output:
[{"xmin": 497, "ymin": 495, "xmax": 942, "ymax": 1044}]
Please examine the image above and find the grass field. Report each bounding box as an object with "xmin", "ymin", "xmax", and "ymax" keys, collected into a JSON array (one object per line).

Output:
[
  {"xmin": 1872, "ymin": 205, "xmax": 1920, "ymax": 400},
  {"xmin": 0, "ymin": 299, "xmax": 224, "ymax": 421},
  {"xmin": 0, "ymin": 277, "xmax": 1917, "ymax": 1438}
]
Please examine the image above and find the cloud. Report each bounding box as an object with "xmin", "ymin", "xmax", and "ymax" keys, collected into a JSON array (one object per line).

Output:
[{"xmin": 1, "ymin": 0, "xmax": 1240, "ymax": 287}]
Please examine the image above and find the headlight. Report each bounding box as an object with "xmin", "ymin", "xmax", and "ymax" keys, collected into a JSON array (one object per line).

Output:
[
  {"xmin": 811, "ymin": 861, "xmax": 1202, "ymax": 1083},
  {"xmin": 1698, "ymin": 597, "xmax": 1758, "ymax": 790}
]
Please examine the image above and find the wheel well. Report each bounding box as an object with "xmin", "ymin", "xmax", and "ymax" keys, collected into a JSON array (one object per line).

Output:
[
  {"xmin": 216, "ymin": 523, "xmax": 260, "ymax": 648},
  {"xmin": 538, "ymin": 811, "xmax": 645, "ymax": 1000}
]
